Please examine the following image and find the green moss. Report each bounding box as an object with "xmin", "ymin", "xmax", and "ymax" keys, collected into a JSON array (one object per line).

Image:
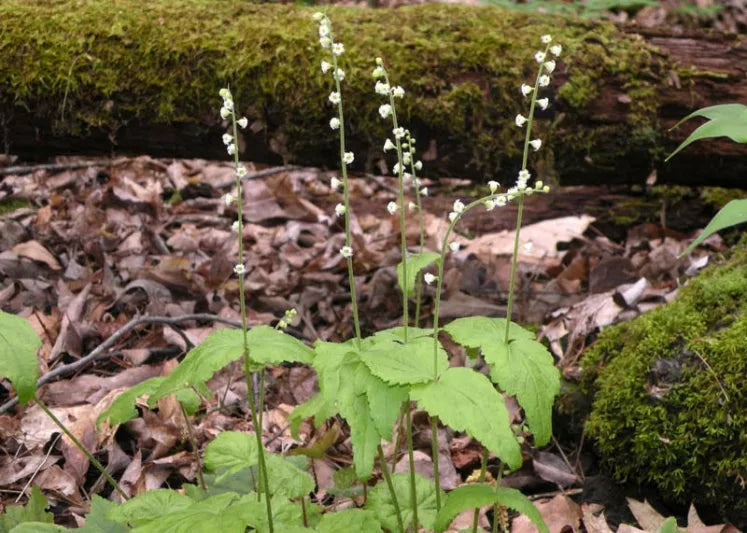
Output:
[
  {"xmin": 581, "ymin": 244, "xmax": 747, "ymax": 519},
  {"xmin": 0, "ymin": 0, "xmax": 664, "ymax": 182},
  {"xmin": 700, "ymin": 187, "xmax": 747, "ymax": 209},
  {"xmin": 0, "ymin": 197, "xmax": 31, "ymax": 215}
]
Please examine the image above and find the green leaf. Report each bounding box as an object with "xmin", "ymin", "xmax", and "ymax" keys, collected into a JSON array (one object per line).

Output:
[
  {"xmin": 434, "ymin": 484, "xmax": 548, "ymax": 533},
  {"xmin": 666, "ymin": 103, "xmax": 747, "ymax": 161},
  {"xmin": 265, "ymin": 454, "xmax": 315, "ymax": 499},
  {"xmin": 360, "ymin": 336, "xmax": 448, "ymax": 385},
  {"xmin": 365, "ymin": 473, "xmax": 444, "ymax": 532},
  {"xmin": 679, "ymin": 199, "xmax": 747, "ymax": 258},
  {"xmin": 288, "ymin": 392, "xmax": 337, "ymax": 440},
  {"xmin": 365, "ymin": 374, "xmax": 408, "ymax": 441},
  {"xmin": 128, "ymin": 493, "xmax": 245, "ymax": 533},
  {"xmin": 410, "ymin": 367, "xmax": 522, "ymax": 469},
  {"xmin": 78, "ymin": 495, "xmax": 127, "ymax": 533},
  {"xmin": 397, "ymin": 251, "xmax": 440, "ymax": 296},
  {"xmin": 658, "ymin": 517, "xmax": 681, "ymax": 533},
  {"xmin": 341, "ymin": 393, "xmax": 381, "ymax": 480},
  {"xmin": 0, "ymin": 311, "xmax": 41, "ymax": 405},
  {"xmin": 444, "ymin": 317, "xmax": 560, "ymax": 445},
  {"xmin": 97, "ymin": 377, "xmax": 165, "ymax": 426},
  {"xmin": 230, "ymin": 496, "xmax": 309, "ymax": 533},
  {"xmin": 149, "ymin": 327, "xmax": 312, "ymax": 404},
  {"xmin": 106, "ymin": 489, "xmax": 194, "ymax": 528},
  {"xmin": 0, "ymin": 487, "xmax": 53, "ymax": 533},
  {"xmin": 318, "ymin": 509, "xmax": 382, "ymax": 533},
  {"xmin": 9, "ymin": 524, "xmax": 67, "ymax": 532},
  {"xmin": 370, "ymin": 326, "xmax": 433, "ymax": 344}
]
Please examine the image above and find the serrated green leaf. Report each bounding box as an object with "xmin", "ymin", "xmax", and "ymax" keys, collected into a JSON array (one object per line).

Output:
[
  {"xmin": 289, "ymin": 393, "xmax": 337, "ymax": 440},
  {"xmin": 149, "ymin": 327, "xmax": 312, "ymax": 404},
  {"xmin": 128, "ymin": 493, "xmax": 245, "ymax": 533},
  {"xmin": 679, "ymin": 199, "xmax": 747, "ymax": 257},
  {"xmin": 365, "ymin": 374, "xmax": 408, "ymax": 441},
  {"xmin": 97, "ymin": 377, "xmax": 165, "ymax": 426},
  {"xmin": 312, "ymin": 339, "xmax": 359, "ymax": 399},
  {"xmin": 332, "ymin": 466, "xmax": 358, "ymax": 491},
  {"xmin": 230, "ymin": 496, "xmax": 308, "ymax": 533},
  {"xmin": 318, "ymin": 509, "xmax": 382, "ymax": 533},
  {"xmin": 397, "ymin": 251, "xmax": 440, "ymax": 296},
  {"xmin": 341, "ymin": 393, "xmax": 381, "ymax": 480},
  {"xmin": 265, "ymin": 454, "xmax": 315, "ymax": 499},
  {"xmin": 410, "ymin": 367, "xmax": 521, "ymax": 469},
  {"xmin": 0, "ymin": 311, "xmax": 41, "ymax": 405},
  {"xmin": 370, "ymin": 326, "xmax": 432, "ymax": 344},
  {"xmin": 9, "ymin": 524, "xmax": 67, "ymax": 532},
  {"xmin": 78, "ymin": 495, "xmax": 127, "ymax": 533},
  {"xmin": 434, "ymin": 485, "xmax": 548, "ymax": 533},
  {"xmin": 0, "ymin": 487, "xmax": 53, "ymax": 533},
  {"xmin": 360, "ymin": 336, "xmax": 448, "ymax": 385},
  {"xmin": 365, "ymin": 473, "xmax": 444, "ymax": 532},
  {"xmin": 106, "ymin": 489, "xmax": 194, "ymax": 528},
  {"xmin": 444, "ymin": 317, "xmax": 560, "ymax": 445},
  {"xmin": 666, "ymin": 103, "xmax": 747, "ymax": 161}
]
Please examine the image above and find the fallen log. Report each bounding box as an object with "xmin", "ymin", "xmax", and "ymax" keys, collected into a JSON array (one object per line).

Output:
[{"xmin": 0, "ymin": 1, "xmax": 744, "ymax": 186}]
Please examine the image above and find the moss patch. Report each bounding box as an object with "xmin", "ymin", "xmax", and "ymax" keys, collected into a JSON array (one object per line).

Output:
[
  {"xmin": 0, "ymin": 0, "xmax": 664, "ymax": 182},
  {"xmin": 581, "ymin": 244, "xmax": 747, "ymax": 520}
]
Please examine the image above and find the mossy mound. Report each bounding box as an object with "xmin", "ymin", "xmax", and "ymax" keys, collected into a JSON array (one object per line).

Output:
[
  {"xmin": 0, "ymin": 0, "xmax": 663, "ymax": 182},
  {"xmin": 581, "ymin": 244, "xmax": 747, "ymax": 521}
]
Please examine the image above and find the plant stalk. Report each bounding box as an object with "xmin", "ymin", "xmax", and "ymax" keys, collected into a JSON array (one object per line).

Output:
[
  {"xmin": 405, "ymin": 405, "xmax": 418, "ymax": 532},
  {"xmin": 378, "ymin": 445, "xmax": 405, "ymax": 533}
]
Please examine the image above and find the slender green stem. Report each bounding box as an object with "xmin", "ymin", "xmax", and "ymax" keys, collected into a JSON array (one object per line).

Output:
[
  {"xmin": 378, "ymin": 445, "xmax": 405, "ymax": 533},
  {"xmin": 35, "ymin": 397, "xmax": 128, "ymax": 500},
  {"xmin": 491, "ymin": 464, "xmax": 506, "ymax": 533},
  {"xmin": 430, "ymin": 416, "xmax": 441, "ymax": 511},
  {"xmin": 405, "ymin": 405, "xmax": 418, "ymax": 532},
  {"xmin": 179, "ymin": 403, "xmax": 207, "ymax": 491},
  {"xmin": 230, "ymin": 103, "xmax": 274, "ymax": 532},
  {"xmin": 391, "ymin": 403, "xmax": 406, "ymax": 472},
  {"xmin": 471, "ymin": 448, "xmax": 489, "ymax": 533},
  {"xmin": 503, "ymin": 195, "xmax": 525, "ymax": 344}
]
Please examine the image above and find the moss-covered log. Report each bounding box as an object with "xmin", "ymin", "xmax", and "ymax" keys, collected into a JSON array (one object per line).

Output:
[{"xmin": 0, "ymin": 0, "xmax": 745, "ymax": 186}]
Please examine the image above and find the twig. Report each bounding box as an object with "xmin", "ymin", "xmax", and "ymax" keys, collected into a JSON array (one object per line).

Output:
[
  {"xmin": 15, "ymin": 434, "xmax": 61, "ymax": 503},
  {"xmin": 0, "ymin": 314, "xmax": 241, "ymax": 414}
]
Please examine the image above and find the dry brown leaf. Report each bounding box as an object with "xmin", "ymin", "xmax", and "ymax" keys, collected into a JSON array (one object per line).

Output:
[
  {"xmin": 580, "ymin": 503, "xmax": 614, "ymax": 533},
  {"xmin": 512, "ymin": 494, "xmax": 582, "ymax": 533},
  {"xmin": 11, "ymin": 240, "xmax": 62, "ymax": 270}
]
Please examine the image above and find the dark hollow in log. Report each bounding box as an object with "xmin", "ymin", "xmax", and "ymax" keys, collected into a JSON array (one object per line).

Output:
[{"xmin": 0, "ymin": 1, "xmax": 745, "ymax": 186}]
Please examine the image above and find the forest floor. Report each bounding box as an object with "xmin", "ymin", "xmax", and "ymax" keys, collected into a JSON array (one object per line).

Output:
[{"xmin": 0, "ymin": 154, "xmax": 743, "ymax": 531}]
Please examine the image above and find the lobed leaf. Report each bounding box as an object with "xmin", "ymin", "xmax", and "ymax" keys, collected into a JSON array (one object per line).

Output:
[
  {"xmin": 106, "ymin": 489, "xmax": 194, "ymax": 528},
  {"xmin": 396, "ymin": 251, "xmax": 440, "ymax": 296},
  {"xmin": 77, "ymin": 495, "xmax": 127, "ymax": 533},
  {"xmin": 665, "ymin": 103, "xmax": 747, "ymax": 161},
  {"xmin": 365, "ymin": 472, "xmax": 444, "ymax": 532},
  {"xmin": 0, "ymin": 310, "xmax": 42, "ymax": 405},
  {"xmin": 317, "ymin": 509, "xmax": 382, "ymax": 533},
  {"xmin": 410, "ymin": 367, "xmax": 522, "ymax": 469},
  {"xmin": 434, "ymin": 484, "xmax": 548, "ymax": 533},
  {"xmin": 360, "ymin": 336, "xmax": 448, "ymax": 385},
  {"xmin": 0, "ymin": 487, "xmax": 53, "ymax": 532}
]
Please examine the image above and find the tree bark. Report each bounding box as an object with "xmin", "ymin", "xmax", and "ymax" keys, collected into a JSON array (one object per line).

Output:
[{"xmin": 0, "ymin": 1, "xmax": 744, "ymax": 186}]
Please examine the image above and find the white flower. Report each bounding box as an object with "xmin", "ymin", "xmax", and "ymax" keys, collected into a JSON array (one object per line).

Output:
[
  {"xmin": 328, "ymin": 91, "xmax": 341, "ymax": 104},
  {"xmin": 318, "ymin": 24, "xmax": 330, "ymax": 38},
  {"xmin": 484, "ymin": 199, "xmax": 496, "ymax": 211},
  {"xmin": 535, "ymin": 180, "xmax": 544, "ymax": 189},
  {"xmin": 227, "ymin": 143, "xmax": 236, "ymax": 155},
  {"xmin": 544, "ymin": 60, "xmax": 556, "ymax": 74},
  {"xmin": 517, "ymin": 169, "xmax": 531, "ymax": 189},
  {"xmin": 420, "ymin": 187, "xmax": 428, "ymax": 196},
  {"xmin": 392, "ymin": 162, "xmax": 401, "ymax": 175},
  {"xmin": 524, "ymin": 242, "xmax": 533, "ymax": 253},
  {"xmin": 496, "ymin": 196, "xmax": 507, "ymax": 207},
  {"xmin": 550, "ymin": 44, "xmax": 562, "ymax": 57},
  {"xmin": 448, "ymin": 212, "xmax": 458, "ymax": 222},
  {"xmin": 231, "ymin": 220, "xmax": 240, "ymax": 233},
  {"xmin": 219, "ymin": 88, "xmax": 232, "ymax": 100},
  {"xmin": 375, "ymin": 81, "xmax": 390, "ymax": 96},
  {"xmin": 372, "ymin": 66, "xmax": 385, "ymax": 78},
  {"xmin": 334, "ymin": 68, "xmax": 345, "ymax": 81},
  {"xmin": 393, "ymin": 127, "xmax": 405, "ymax": 139},
  {"xmin": 320, "ymin": 37, "xmax": 331, "ymax": 49},
  {"xmin": 343, "ymin": 152, "xmax": 354, "ymax": 165},
  {"xmin": 340, "ymin": 246, "xmax": 353, "ymax": 258},
  {"xmin": 391, "ymin": 86, "xmax": 405, "ymax": 98},
  {"xmin": 529, "ymin": 139, "xmax": 542, "ymax": 151},
  {"xmin": 387, "ymin": 201, "xmax": 398, "ymax": 214},
  {"xmin": 223, "ymin": 99, "xmax": 234, "ymax": 111},
  {"xmin": 414, "ymin": 177, "xmax": 422, "ymax": 187},
  {"xmin": 449, "ymin": 241, "xmax": 460, "ymax": 253},
  {"xmin": 534, "ymin": 51, "xmax": 546, "ymax": 63},
  {"xmin": 329, "ymin": 117, "xmax": 340, "ymax": 130},
  {"xmin": 379, "ymin": 104, "xmax": 392, "ymax": 119},
  {"xmin": 237, "ymin": 117, "xmax": 248, "ymax": 129},
  {"xmin": 321, "ymin": 60, "xmax": 331, "ymax": 73},
  {"xmin": 383, "ymin": 138, "xmax": 395, "ymax": 152},
  {"xmin": 521, "ymin": 84, "xmax": 533, "ymax": 97},
  {"xmin": 335, "ymin": 203, "xmax": 346, "ymax": 217},
  {"xmin": 414, "ymin": 161, "xmax": 423, "ymax": 171},
  {"xmin": 488, "ymin": 180, "xmax": 499, "ymax": 193},
  {"xmin": 515, "ymin": 114, "xmax": 527, "ymax": 127},
  {"xmin": 237, "ymin": 166, "xmax": 248, "ymax": 177},
  {"xmin": 234, "ymin": 264, "xmax": 246, "ymax": 275},
  {"xmin": 408, "ymin": 201, "xmax": 417, "ymax": 211},
  {"xmin": 453, "ymin": 199, "xmax": 465, "ymax": 213},
  {"xmin": 541, "ymin": 34, "xmax": 552, "ymax": 44},
  {"xmin": 543, "ymin": 185, "xmax": 551, "ymax": 193},
  {"xmin": 538, "ymin": 75, "xmax": 550, "ymax": 87},
  {"xmin": 537, "ymin": 98, "xmax": 549, "ymax": 110},
  {"xmin": 312, "ymin": 12, "xmax": 324, "ymax": 21},
  {"xmin": 222, "ymin": 133, "xmax": 233, "ymax": 145},
  {"xmin": 402, "ymin": 152, "xmax": 411, "ymax": 165},
  {"xmin": 220, "ymin": 106, "xmax": 231, "ymax": 119},
  {"xmin": 332, "ymin": 42, "xmax": 344, "ymax": 56},
  {"xmin": 224, "ymin": 193, "xmax": 234, "ymax": 206},
  {"xmin": 424, "ymin": 273, "xmax": 437, "ymax": 285},
  {"xmin": 330, "ymin": 177, "xmax": 342, "ymax": 191}
]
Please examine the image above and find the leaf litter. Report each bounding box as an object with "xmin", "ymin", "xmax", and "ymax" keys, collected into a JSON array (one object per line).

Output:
[{"xmin": 0, "ymin": 155, "xmax": 738, "ymax": 531}]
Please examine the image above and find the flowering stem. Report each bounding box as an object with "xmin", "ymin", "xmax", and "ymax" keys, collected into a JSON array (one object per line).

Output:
[
  {"xmin": 331, "ymin": 51, "xmax": 362, "ymax": 344},
  {"xmin": 378, "ymin": 445, "xmax": 405, "ymax": 533},
  {"xmin": 405, "ymin": 405, "xmax": 418, "ymax": 531}
]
